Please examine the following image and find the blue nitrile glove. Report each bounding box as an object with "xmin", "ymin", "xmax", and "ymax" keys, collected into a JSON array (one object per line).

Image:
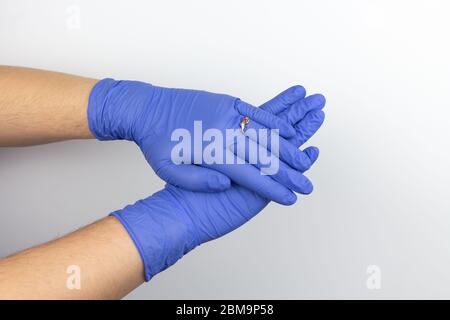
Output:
[
  {"xmin": 237, "ymin": 87, "xmax": 326, "ymax": 197},
  {"xmin": 259, "ymin": 86, "xmax": 326, "ymax": 147},
  {"xmin": 87, "ymin": 79, "xmax": 315, "ymax": 205},
  {"xmin": 112, "ymin": 93, "xmax": 326, "ymax": 281}
]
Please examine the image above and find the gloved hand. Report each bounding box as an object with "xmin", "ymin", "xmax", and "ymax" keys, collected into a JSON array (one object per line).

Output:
[
  {"xmin": 88, "ymin": 79, "xmax": 317, "ymax": 205},
  {"xmin": 112, "ymin": 92, "xmax": 325, "ymax": 281}
]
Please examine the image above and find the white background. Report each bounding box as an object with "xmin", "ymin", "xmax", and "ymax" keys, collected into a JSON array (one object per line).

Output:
[{"xmin": 1, "ymin": 0, "xmax": 450, "ymax": 299}]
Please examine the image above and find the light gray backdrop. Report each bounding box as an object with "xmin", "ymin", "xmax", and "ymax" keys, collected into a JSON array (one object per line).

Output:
[{"xmin": 1, "ymin": 0, "xmax": 450, "ymax": 299}]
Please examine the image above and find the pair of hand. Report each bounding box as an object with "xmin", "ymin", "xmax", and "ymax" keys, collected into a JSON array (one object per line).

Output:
[{"xmin": 88, "ymin": 80, "xmax": 325, "ymax": 280}]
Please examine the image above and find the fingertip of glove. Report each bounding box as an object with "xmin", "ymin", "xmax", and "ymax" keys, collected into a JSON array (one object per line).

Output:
[
  {"xmin": 282, "ymin": 192, "xmax": 297, "ymax": 206},
  {"xmin": 310, "ymin": 94, "xmax": 326, "ymax": 108},
  {"xmin": 302, "ymin": 179, "xmax": 314, "ymax": 195},
  {"xmin": 311, "ymin": 109, "xmax": 325, "ymax": 122},
  {"xmin": 305, "ymin": 146, "xmax": 320, "ymax": 162},
  {"xmin": 292, "ymin": 85, "xmax": 306, "ymax": 97}
]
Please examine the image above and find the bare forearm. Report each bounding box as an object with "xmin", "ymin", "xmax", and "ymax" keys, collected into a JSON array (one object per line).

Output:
[
  {"xmin": 0, "ymin": 217, "xmax": 144, "ymax": 299},
  {"xmin": 0, "ymin": 66, "xmax": 97, "ymax": 146}
]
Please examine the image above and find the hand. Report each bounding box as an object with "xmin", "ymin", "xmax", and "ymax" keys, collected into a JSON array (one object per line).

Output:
[
  {"xmin": 88, "ymin": 80, "xmax": 320, "ymax": 204},
  {"xmin": 112, "ymin": 93, "xmax": 325, "ymax": 280}
]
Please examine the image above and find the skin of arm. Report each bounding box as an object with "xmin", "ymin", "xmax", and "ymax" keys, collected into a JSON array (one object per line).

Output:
[
  {"xmin": 0, "ymin": 217, "xmax": 144, "ymax": 299},
  {"xmin": 0, "ymin": 67, "xmax": 144, "ymax": 298},
  {"xmin": 0, "ymin": 66, "xmax": 96, "ymax": 146},
  {"xmin": 0, "ymin": 67, "xmax": 145, "ymax": 298}
]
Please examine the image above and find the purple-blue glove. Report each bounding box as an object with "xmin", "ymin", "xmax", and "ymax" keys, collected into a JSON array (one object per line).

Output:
[
  {"xmin": 112, "ymin": 90, "xmax": 325, "ymax": 280},
  {"xmin": 88, "ymin": 79, "xmax": 317, "ymax": 205}
]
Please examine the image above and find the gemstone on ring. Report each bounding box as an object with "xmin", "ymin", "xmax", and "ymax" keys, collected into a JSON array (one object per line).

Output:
[{"xmin": 240, "ymin": 116, "xmax": 250, "ymax": 133}]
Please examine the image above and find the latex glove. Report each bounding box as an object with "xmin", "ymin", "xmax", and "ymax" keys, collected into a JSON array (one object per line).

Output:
[
  {"xmin": 112, "ymin": 93, "xmax": 325, "ymax": 281},
  {"xmin": 88, "ymin": 79, "xmax": 314, "ymax": 205}
]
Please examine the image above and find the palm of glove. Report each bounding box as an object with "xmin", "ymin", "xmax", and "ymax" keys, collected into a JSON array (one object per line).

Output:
[{"xmin": 135, "ymin": 87, "xmax": 240, "ymax": 174}]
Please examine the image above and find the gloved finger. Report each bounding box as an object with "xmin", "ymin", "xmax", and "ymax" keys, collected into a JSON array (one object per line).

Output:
[
  {"xmin": 241, "ymin": 122, "xmax": 312, "ymax": 172},
  {"xmin": 259, "ymin": 85, "xmax": 306, "ymax": 115},
  {"xmin": 303, "ymin": 146, "xmax": 320, "ymax": 165},
  {"xmin": 232, "ymin": 138, "xmax": 314, "ymax": 194},
  {"xmin": 290, "ymin": 110, "xmax": 325, "ymax": 147},
  {"xmin": 263, "ymin": 162, "xmax": 314, "ymax": 194},
  {"xmin": 204, "ymin": 150, "xmax": 297, "ymax": 205},
  {"xmin": 156, "ymin": 163, "xmax": 231, "ymax": 192},
  {"xmin": 234, "ymin": 100, "xmax": 296, "ymax": 138},
  {"xmin": 279, "ymin": 94, "xmax": 326, "ymax": 125}
]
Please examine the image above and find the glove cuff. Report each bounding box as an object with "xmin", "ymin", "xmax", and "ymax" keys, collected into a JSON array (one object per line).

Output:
[
  {"xmin": 87, "ymin": 78, "xmax": 154, "ymax": 141},
  {"xmin": 111, "ymin": 190, "xmax": 199, "ymax": 281},
  {"xmin": 87, "ymin": 78, "xmax": 118, "ymax": 140}
]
